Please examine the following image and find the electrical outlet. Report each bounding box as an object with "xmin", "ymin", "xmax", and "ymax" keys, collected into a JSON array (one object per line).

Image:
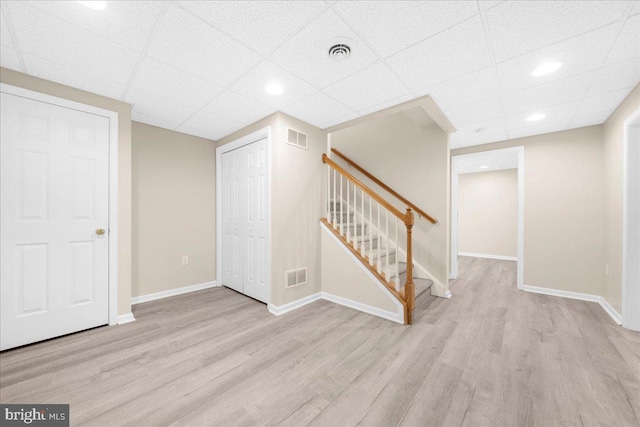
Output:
[
  {"xmin": 182, "ymin": 256, "xmax": 189, "ymax": 266},
  {"xmin": 605, "ymin": 264, "xmax": 609, "ymax": 276}
]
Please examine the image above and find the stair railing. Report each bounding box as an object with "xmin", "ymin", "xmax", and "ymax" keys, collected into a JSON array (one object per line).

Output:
[
  {"xmin": 322, "ymin": 153, "xmax": 415, "ymax": 324},
  {"xmin": 331, "ymin": 148, "xmax": 437, "ymax": 224}
]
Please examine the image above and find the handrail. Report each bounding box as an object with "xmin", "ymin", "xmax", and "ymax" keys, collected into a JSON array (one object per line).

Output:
[
  {"xmin": 331, "ymin": 148, "xmax": 438, "ymax": 224},
  {"xmin": 322, "ymin": 154, "xmax": 406, "ymax": 223}
]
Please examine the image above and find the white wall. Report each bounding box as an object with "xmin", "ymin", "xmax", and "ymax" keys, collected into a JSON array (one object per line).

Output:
[{"xmin": 458, "ymin": 169, "xmax": 518, "ymax": 258}]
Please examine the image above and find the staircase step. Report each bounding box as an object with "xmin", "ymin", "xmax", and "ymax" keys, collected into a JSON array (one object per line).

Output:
[
  {"xmin": 366, "ymin": 248, "xmax": 397, "ymax": 265},
  {"xmin": 353, "ymin": 234, "xmax": 384, "ymax": 250},
  {"xmin": 332, "ymin": 211, "xmax": 354, "ymax": 224}
]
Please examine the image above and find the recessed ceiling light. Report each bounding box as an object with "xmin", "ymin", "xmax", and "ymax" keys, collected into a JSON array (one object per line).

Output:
[
  {"xmin": 265, "ymin": 84, "xmax": 284, "ymax": 95},
  {"xmin": 531, "ymin": 62, "xmax": 562, "ymax": 77},
  {"xmin": 475, "ymin": 127, "xmax": 487, "ymax": 133},
  {"xmin": 78, "ymin": 1, "xmax": 107, "ymax": 10},
  {"xmin": 479, "ymin": 165, "xmax": 490, "ymax": 169},
  {"xmin": 526, "ymin": 113, "xmax": 546, "ymax": 122}
]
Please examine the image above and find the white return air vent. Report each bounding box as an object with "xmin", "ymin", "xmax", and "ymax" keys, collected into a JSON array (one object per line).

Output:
[
  {"xmin": 285, "ymin": 267, "xmax": 307, "ymax": 288},
  {"xmin": 287, "ymin": 128, "xmax": 308, "ymax": 150}
]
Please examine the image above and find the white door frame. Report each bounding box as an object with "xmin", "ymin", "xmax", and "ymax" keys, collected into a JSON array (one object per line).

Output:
[
  {"xmin": 0, "ymin": 83, "xmax": 119, "ymax": 325},
  {"xmin": 622, "ymin": 108, "xmax": 640, "ymax": 331},
  {"xmin": 450, "ymin": 146, "xmax": 525, "ymax": 289},
  {"xmin": 216, "ymin": 127, "xmax": 272, "ymax": 305}
]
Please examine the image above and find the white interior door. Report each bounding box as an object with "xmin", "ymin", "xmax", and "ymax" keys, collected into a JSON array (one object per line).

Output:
[
  {"xmin": 220, "ymin": 138, "xmax": 268, "ymax": 303},
  {"xmin": 243, "ymin": 139, "xmax": 268, "ymax": 303},
  {"xmin": 624, "ymin": 123, "xmax": 640, "ymax": 331},
  {"xmin": 221, "ymin": 149, "xmax": 243, "ymax": 293},
  {"xmin": 1, "ymin": 93, "xmax": 110, "ymax": 351}
]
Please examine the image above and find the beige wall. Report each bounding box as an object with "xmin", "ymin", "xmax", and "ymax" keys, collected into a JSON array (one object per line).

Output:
[
  {"xmin": 452, "ymin": 126, "xmax": 604, "ymax": 296},
  {"xmin": 458, "ymin": 169, "xmax": 518, "ymax": 258},
  {"xmin": 331, "ymin": 111, "xmax": 450, "ymax": 287},
  {"xmin": 131, "ymin": 122, "xmax": 215, "ymax": 298},
  {"xmin": 321, "ymin": 227, "xmax": 398, "ymax": 313},
  {"xmin": 218, "ymin": 112, "xmax": 326, "ymax": 307},
  {"xmin": 1, "ymin": 67, "xmax": 133, "ymax": 316},
  {"xmin": 603, "ymin": 84, "xmax": 640, "ymax": 313}
]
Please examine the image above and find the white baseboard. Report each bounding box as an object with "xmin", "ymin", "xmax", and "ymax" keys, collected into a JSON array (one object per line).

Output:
[
  {"xmin": 459, "ymin": 252, "xmax": 517, "ymax": 261},
  {"xmin": 268, "ymin": 292, "xmax": 322, "ymax": 316},
  {"xmin": 321, "ymin": 292, "xmax": 404, "ymax": 324},
  {"xmin": 117, "ymin": 312, "xmax": 136, "ymax": 324},
  {"xmin": 131, "ymin": 280, "xmax": 218, "ymax": 305},
  {"xmin": 523, "ymin": 285, "xmax": 622, "ymax": 325}
]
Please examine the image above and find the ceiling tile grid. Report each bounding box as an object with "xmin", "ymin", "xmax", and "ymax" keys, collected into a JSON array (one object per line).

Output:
[{"xmin": 0, "ymin": 0, "xmax": 637, "ymax": 145}]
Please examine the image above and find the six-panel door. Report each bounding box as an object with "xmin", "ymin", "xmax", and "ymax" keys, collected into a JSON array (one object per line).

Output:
[{"xmin": 0, "ymin": 93, "xmax": 110, "ymax": 351}]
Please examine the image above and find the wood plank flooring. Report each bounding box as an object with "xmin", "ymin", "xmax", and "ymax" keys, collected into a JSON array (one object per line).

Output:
[{"xmin": 1, "ymin": 257, "xmax": 639, "ymax": 426}]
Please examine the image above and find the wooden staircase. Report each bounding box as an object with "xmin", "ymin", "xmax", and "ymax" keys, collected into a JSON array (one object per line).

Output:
[{"xmin": 322, "ymin": 150, "xmax": 437, "ymax": 324}]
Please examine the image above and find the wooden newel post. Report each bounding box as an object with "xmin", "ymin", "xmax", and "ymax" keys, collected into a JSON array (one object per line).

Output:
[{"xmin": 405, "ymin": 208, "xmax": 415, "ymax": 325}]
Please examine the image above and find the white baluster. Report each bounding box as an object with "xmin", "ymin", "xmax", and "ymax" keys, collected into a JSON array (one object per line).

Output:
[
  {"xmin": 377, "ymin": 202, "xmax": 381, "ymax": 273},
  {"xmin": 395, "ymin": 216, "xmax": 399, "ymax": 290},
  {"xmin": 385, "ymin": 209, "xmax": 389, "ymax": 280},
  {"xmin": 369, "ymin": 196, "xmax": 373, "ymax": 266},
  {"xmin": 340, "ymin": 174, "xmax": 343, "ymax": 236},
  {"xmin": 332, "ymin": 169, "xmax": 337, "ymax": 229},
  {"xmin": 361, "ymin": 188, "xmax": 365, "ymax": 256},
  {"xmin": 327, "ymin": 164, "xmax": 331, "ymax": 223},
  {"xmin": 346, "ymin": 179, "xmax": 350, "ymax": 241}
]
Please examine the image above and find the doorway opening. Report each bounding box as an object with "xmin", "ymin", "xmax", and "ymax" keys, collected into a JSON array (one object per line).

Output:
[{"xmin": 451, "ymin": 146, "xmax": 525, "ymax": 289}]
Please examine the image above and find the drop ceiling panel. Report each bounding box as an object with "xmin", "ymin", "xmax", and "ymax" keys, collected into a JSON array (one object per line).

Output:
[
  {"xmin": 508, "ymin": 118, "xmax": 572, "ymax": 140},
  {"xmin": 501, "ymin": 72, "xmax": 594, "ymax": 116},
  {"xmin": 178, "ymin": 1, "xmax": 327, "ymax": 55},
  {"xmin": 125, "ymin": 88, "xmax": 196, "ymax": 126},
  {"xmin": 445, "ymin": 98, "xmax": 502, "ymax": 128},
  {"xmin": 202, "ymin": 90, "xmax": 276, "ymax": 125},
  {"xmin": 605, "ymin": 14, "xmax": 640, "ymax": 66},
  {"xmin": 451, "ymin": 117, "xmax": 507, "ymax": 147},
  {"xmin": 132, "ymin": 111, "xmax": 182, "ymax": 131},
  {"xmin": 356, "ymin": 94, "xmax": 414, "ymax": 117},
  {"xmin": 497, "ymin": 23, "xmax": 620, "ymax": 94},
  {"xmin": 7, "ymin": 2, "xmax": 139, "ymax": 84},
  {"xmin": 19, "ymin": 0, "xmax": 164, "ymax": 51},
  {"xmin": 177, "ymin": 110, "xmax": 243, "ymax": 141},
  {"xmin": 283, "ymin": 92, "xmax": 355, "ymax": 128},
  {"xmin": 1, "ymin": 7, "xmax": 13, "ymax": 48},
  {"xmin": 131, "ymin": 57, "xmax": 223, "ymax": 109},
  {"xmin": 589, "ymin": 58, "xmax": 640, "ymax": 96},
  {"xmin": 147, "ymin": 4, "xmax": 260, "ymax": 86},
  {"xmin": 0, "ymin": 45, "xmax": 20, "ymax": 71},
  {"xmin": 487, "ymin": 1, "xmax": 628, "ymax": 62},
  {"xmin": 270, "ymin": 9, "xmax": 378, "ymax": 88},
  {"xmin": 386, "ymin": 16, "xmax": 491, "ymax": 92},
  {"xmin": 333, "ymin": 1, "xmax": 479, "ymax": 57},
  {"xmin": 229, "ymin": 60, "xmax": 317, "ymax": 110},
  {"xmin": 23, "ymin": 53, "xmax": 126, "ymax": 100},
  {"xmin": 323, "ymin": 62, "xmax": 409, "ymax": 112},
  {"xmin": 577, "ymin": 88, "xmax": 633, "ymax": 117},
  {"xmin": 505, "ymin": 101, "xmax": 581, "ymax": 131},
  {"xmin": 571, "ymin": 109, "xmax": 613, "ymax": 129},
  {"xmin": 427, "ymin": 67, "xmax": 498, "ymax": 111}
]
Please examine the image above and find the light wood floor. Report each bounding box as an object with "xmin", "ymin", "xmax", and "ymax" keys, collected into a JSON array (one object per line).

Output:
[{"xmin": 1, "ymin": 257, "xmax": 639, "ymax": 426}]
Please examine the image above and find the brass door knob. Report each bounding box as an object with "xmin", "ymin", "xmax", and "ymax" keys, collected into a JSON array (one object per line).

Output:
[{"xmin": 95, "ymin": 228, "xmax": 106, "ymax": 236}]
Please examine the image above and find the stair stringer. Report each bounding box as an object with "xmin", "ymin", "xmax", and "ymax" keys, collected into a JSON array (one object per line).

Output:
[
  {"xmin": 320, "ymin": 222, "xmax": 405, "ymax": 324},
  {"xmin": 332, "ymin": 197, "xmax": 450, "ymax": 299}
]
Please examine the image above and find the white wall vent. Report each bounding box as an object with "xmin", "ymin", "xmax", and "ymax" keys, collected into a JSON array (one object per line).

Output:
[
  {"xmin": 285, "ymin": 267, "xmax": 307, "ymax": 288},
  {"xmin": 287, "ymin": 128, "xmax": 308, "ymax": 150}
]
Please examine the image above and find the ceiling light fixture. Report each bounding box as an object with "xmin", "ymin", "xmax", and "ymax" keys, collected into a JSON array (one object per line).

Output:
[
  {"xmin": 479, "ymin": 165, "xmax": 490, "ymax": 169},
  {"xmin": 526, "ymin": 113, "xmax": 546, "ymax": 122},
  {"xmin": 78, "ymin": 1, "xmax": 107, "ymax": 10},
  {"xmin": 265, "ymin": 83, "xmax": 284, "ymax": 95},
  {"xmin": 531, "ymin": 61, "xmax": 562, "ymax": 77}
]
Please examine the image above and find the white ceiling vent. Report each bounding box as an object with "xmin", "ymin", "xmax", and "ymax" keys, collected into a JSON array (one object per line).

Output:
[
  {"xmin": 328, "ymin": 44, "xmax": 351, "ymax": 62},
  {"xmin": 287, "ymin": 128, "xmax": 308, "ymax": 150},
  {"xmin": 286, "ymin": 267, "xmax": 307, "ymax": 288}
]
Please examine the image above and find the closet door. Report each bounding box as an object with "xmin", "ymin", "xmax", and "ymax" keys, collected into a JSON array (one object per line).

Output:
[
  {"xmin": 220, "ymin": 139, "xmax": 268, "ymax": 303},
  {"xmin": 221, "ymin": 147, "xmax": 244, "ymax": 294},
  {"xmin": 243, "ymin": 139, "xmax": 268, "ymax": 303}
]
